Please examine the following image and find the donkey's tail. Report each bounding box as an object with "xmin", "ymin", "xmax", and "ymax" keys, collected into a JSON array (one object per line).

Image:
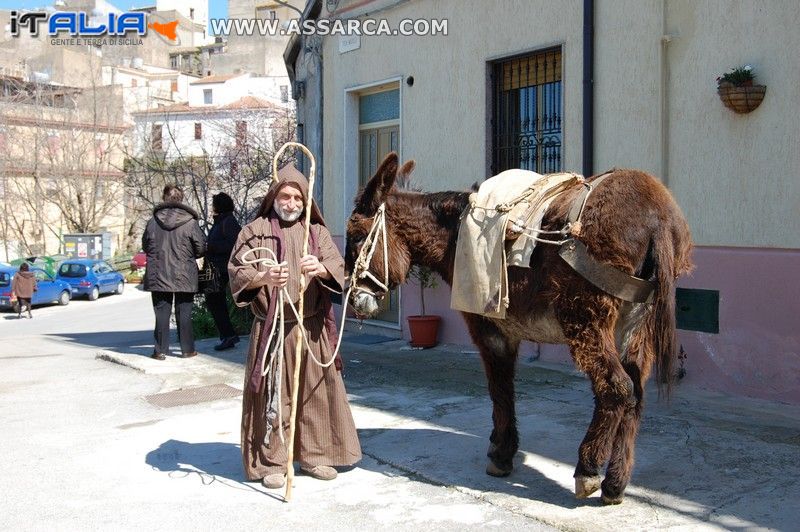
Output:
[{"xmin": 649, "ymin": 211, "xmax": 693, "ymax": 397}]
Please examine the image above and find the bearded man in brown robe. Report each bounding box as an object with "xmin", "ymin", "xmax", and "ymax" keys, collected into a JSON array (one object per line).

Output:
[{"xmin": 229, "ymin": 164, "xmax": 361, "ymax": 489}]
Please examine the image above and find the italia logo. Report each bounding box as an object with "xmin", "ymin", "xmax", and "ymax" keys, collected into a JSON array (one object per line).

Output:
[
  {"xmin": 8, "ymin": 10, "xmax": 178, "ymax": 40},
  {"xmin": 148, "ymin": 20, "xmax": 179, "ymax": 42}
]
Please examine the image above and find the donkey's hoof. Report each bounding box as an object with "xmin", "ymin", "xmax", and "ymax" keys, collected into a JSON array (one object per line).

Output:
[
  {"xmin": 486, "ymin": 442, "xmax": 497, "ymax": 456},
  {"xmin": 601, "ymin": 493, "xmax": 624, "ymax": 505},
  {"xmin": 575, "ymin": 475, "xmax": 601, "ymax": 498},
  {"xmin": 486, "ymin": 460, "xmax": 512, "ymax": 477}
]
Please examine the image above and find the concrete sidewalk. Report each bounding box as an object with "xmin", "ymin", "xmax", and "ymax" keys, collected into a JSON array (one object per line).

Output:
[{"xmin": 100, "ymin": 334, "xmax": 800, "ymax": 531}]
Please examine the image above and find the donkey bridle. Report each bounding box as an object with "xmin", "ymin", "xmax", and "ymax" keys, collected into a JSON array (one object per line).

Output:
[{"xmin": 350, "ymin": 203, "xmax": 390, "ymax": 300}]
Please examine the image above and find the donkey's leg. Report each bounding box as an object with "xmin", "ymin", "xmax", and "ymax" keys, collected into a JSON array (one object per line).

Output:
[
  {"xmin": 557, "ymin": 301, "xmax": 634, "ymax": 499},
  {"xmin": 464, "ymin": 314, "xmax": 520, "ymax": 477},
  {"xmin": 572, "ymin": 396, "xmax": 625, "ymax": 498},
  {"xmin": 601, "ymin": 361, "xmax": 645, "ymax": 504}
]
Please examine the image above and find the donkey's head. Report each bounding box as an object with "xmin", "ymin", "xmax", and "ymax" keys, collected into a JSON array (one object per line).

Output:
[{"xmin": 345, "ymin": 152, "xmax": 416, "ymax": 317}]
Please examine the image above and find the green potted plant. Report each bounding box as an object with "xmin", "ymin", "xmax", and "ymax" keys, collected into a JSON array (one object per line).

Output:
[
  {"xmin": 406, "ymin": 265, "xmax": 441, "ymax": 348},
  {"xmin": 716, "ymin": 64, "xmax": 766, "ymax": 114}
]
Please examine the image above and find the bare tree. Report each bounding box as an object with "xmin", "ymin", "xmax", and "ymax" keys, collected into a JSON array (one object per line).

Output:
[
  {"xmin": 0, "ymin": 59, "xmax": 128, "ymax": 258},
  {"xmin": 124, "ymin": 102, "xmax": 296, "ymax": 235}
]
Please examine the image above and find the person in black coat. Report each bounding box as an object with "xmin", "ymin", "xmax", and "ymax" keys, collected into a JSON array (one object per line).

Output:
[
  {"xmin": 142, "ymin": 184, "xmax": 206, "ymax": 360},
  {"xmin": 204, "ymin": 192, "xmax": 242, "ymax": 351}
]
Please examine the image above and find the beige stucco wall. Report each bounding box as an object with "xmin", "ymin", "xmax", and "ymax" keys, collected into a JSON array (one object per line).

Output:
[
  {"xmin": 322, "ymin": 0, "xmax": 584, "ymax": 235},
  {"xmin": 593, "ymin": 0, "xmax": 663, "ymax": 175},
  {"xmin": 661, "ymin": 0, "xmax": 800, "ymax": 248},
  {"xmin": 596, "ymin": 0, "xmax": 800, "ymax": 248},
  {"xmin": 320, "ymin": 0, "xmax": 799, "ymax": 249}
]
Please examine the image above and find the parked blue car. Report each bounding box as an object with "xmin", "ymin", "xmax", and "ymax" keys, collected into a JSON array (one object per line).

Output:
[
  {"xmin": 0, "ymin": 264, "xmax": 72, "ymax": 311},
  {"xmin": 56, "ymin": 259, "xmax": 125, "ymax": 301}
]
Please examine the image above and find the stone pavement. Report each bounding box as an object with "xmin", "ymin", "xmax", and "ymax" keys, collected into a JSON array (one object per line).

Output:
[
  {"xmin": 99, "ymin": 329, "xmax": 800, "ymax": 531},
  {"xmin": 1, "ymin": 289, "xmax": 551, "ymax": 531}
]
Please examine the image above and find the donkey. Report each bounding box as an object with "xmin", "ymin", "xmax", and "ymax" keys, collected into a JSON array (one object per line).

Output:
[{"xmin": 344, "ymin": 153, "xmax": 693, "ymax": 504}]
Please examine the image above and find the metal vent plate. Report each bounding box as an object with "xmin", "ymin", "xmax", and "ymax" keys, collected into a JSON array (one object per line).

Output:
[{"xmin": 145, "ymin": 384, "xmax": 242, "ymax": 408}]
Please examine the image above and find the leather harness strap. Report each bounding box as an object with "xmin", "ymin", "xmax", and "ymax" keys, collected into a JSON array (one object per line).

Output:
[
  {"xmin": 566, "ymin": 171, "xmax": 612, "ymax": 229},
  {"xmin": 558, "ymin": 239, "xmax": 655, "ymax": 303},
  {"xmin": 559, "ymin": 171, "xmax": 656, "ymax": 304}
]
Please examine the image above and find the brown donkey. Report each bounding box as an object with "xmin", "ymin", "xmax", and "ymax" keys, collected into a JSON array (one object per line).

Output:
[{"xmin": 345, "ymin": 153, "xmax": 693, "ymax": 504}]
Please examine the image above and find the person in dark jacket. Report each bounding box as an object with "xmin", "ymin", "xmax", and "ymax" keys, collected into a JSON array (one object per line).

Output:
[
  {"xmin": 12, "ymin": 262, "xmax": 37, "ymax": 319},
  {"xmin": 204, "ymin": 192, "xmax": 242, "ymax": 351},
  {"xmin": 142, "ymin": 184, "xmax": 206, "ymax": 360}
]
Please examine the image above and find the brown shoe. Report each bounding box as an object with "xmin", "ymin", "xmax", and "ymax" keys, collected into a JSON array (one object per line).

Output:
[
  {"xmin": 180, "ymin": 351, "xmax": 197, "ymax": 358},
  {"xmin": 262, "ymin": 473, "xmax": 285, "ymax": 489},
  {"xmin": 300, "ymin": 465, "xmax": 337, "ymax": 481},
  {"xmin": 151, "ymin": 351, "xmax": 166, "ymax": 360}
]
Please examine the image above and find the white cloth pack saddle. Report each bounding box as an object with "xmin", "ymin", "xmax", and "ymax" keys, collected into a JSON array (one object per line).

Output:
[{"xmin": 451, "ymin": 170, "xmax": 582, "ymax": 318}]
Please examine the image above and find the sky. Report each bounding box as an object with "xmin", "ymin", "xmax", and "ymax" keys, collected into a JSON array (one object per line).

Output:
[
  {"xmin": 0, "ymin": 0, "xmax": 229, "ymax": 32},
  {"xmin": 113, "ymin": 0, "xmax": 228, "ymax": 23}
]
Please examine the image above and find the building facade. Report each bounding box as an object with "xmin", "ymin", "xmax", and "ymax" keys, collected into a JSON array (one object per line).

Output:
[
  {"xmin": 0, "ymin": 77, "xmax": 128, "ymax": 261},
  {"xmin": 102, "ymin": 63, "xmax": 198, "ymax": 122},
  {"xmin": 287, "ymin": 0, "xmax": 800, "ymax": 403},
  {"xmin": 130, "ymin": 71, "xmax": 295, "ymax": 221},
  {"xmin": 0, "ymin": 1, "xmax": 213, "ymax": 260}
]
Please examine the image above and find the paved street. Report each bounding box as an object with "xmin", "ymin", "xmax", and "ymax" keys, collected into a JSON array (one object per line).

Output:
[
  {"xmin": 0, "ymin": 287, "xmax": 551, "ymax": 531},
  {"xmin": 2, "ymin": 286, "xmax": 799, "ymax": 530}
]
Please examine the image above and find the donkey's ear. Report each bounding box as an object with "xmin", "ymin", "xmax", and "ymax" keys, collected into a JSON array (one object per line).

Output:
[
  {"xmin": 397, "ymin": 160, "xmax": 415, "ymax": 190},
  {"xmin": 375, "ymin": 152, "xmax": 399, "ymax": 193},
  {"xmin": 355, "ymin": 152, "xmax": 398, "ymax": 214}
]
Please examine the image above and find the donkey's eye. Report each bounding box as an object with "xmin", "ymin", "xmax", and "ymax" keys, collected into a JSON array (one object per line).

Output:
[
  {"xmin": 345, "ymin": 238, "xmax": 364, "ymax": 266},
  {"xmin": 352, "ymin": 240, "xmax": 364, "ymax": 261}
]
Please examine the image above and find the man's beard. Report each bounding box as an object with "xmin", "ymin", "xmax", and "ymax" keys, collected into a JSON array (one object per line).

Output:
[{"xmin": 274, "ymin": 200, "xmax": 302, "ymax": 222}]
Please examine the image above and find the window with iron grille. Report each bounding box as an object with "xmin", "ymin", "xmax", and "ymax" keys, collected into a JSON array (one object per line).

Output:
[
  {"xmin": 194, "ymin": 122, "xmax": 202, "ymax": 140},
  {"xmin": 491, "ymin": 47, "xmax": 562, "ymax": 174}
]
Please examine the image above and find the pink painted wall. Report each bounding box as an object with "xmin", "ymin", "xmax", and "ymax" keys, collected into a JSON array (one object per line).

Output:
[
  {"xmin": 676, "ymin": 247, "xmax": 800, "ymax": 404},
  {"xmin": 334, "ymin": 234, "xmax": 800, "ymax": 404}
]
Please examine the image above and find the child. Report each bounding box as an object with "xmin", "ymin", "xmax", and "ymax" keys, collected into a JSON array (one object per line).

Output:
[{"xmin": 11, "ymin": 262, "xmax": 37, "ymax": 319}]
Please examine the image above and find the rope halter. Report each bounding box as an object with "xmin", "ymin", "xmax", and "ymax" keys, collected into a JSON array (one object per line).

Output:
[{"xmin": 349, "ymin": 203, "xmax": 390, "ymax": 300}]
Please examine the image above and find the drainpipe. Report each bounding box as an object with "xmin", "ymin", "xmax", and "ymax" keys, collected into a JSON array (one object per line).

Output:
[
  {"xmin": 660, "ymin": 0, "xmax": 672, "ymax": 187},
  {"xmin": 582, "ymin": 0, "xmax": 594, "ymax": 177}
]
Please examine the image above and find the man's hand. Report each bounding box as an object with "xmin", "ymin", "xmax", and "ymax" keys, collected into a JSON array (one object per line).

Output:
[
  {"xmin": 265, "ymin": 263, "xmax": 289, "ymax": 289},
  {"xmin": 300, "ymin": 254, "xmax": 331, "ymax": 281}
]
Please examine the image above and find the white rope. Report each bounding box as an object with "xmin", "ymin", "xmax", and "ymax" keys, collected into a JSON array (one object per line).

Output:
[
  {"xmin": 240, "ymin": 247, "xmax": 351, "ymax": 369},
  {"xmin": 235, "ymin": 203, "xmax": 386, "ymax": 468},
  {"xmin": 473, "ymin": 175, "xmax": 596, "ymax": 248},
  {"xmin": 238, "ymin": 201, "xmax": 389, "ymax": 373},
  {"xmin": 350, "ymin": 204, "xmax": 389, "ymax": 297}
]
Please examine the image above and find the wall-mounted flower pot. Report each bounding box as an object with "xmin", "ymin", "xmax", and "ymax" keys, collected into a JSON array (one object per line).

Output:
[
  {"xmin": 718, "ymin": 84, "xmax": 766, "ymax": 114},
  {"xmin": 407, "ymin": 315, "xmax": 441, "ymax": 348}
]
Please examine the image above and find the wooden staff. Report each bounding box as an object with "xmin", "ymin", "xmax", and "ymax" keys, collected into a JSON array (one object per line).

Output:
[{"xmin": 272, "ymin": 142, "xmax": 315, "ymax": 502}]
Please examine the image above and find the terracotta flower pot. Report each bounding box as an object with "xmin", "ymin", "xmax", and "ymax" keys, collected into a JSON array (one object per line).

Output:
[{"xmin": 407, "ymin": 315, "xmax": 441, "ymax": 348}]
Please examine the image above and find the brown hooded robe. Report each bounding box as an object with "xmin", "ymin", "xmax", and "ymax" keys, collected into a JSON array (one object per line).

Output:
[{"xmin": 229, "ymin": 164, "xmax": 361, "ymax": 480}]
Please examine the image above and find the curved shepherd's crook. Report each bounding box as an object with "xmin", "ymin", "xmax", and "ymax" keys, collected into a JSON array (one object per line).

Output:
[{"xmin": 272, "ymin": 142, "xmax": 315, "ymax": 502}]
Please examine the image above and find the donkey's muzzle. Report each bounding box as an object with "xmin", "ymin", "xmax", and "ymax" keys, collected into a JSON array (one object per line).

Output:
[{"xmin": 351, "ymin": 290, "xmax": 381, "ymax": 318}]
